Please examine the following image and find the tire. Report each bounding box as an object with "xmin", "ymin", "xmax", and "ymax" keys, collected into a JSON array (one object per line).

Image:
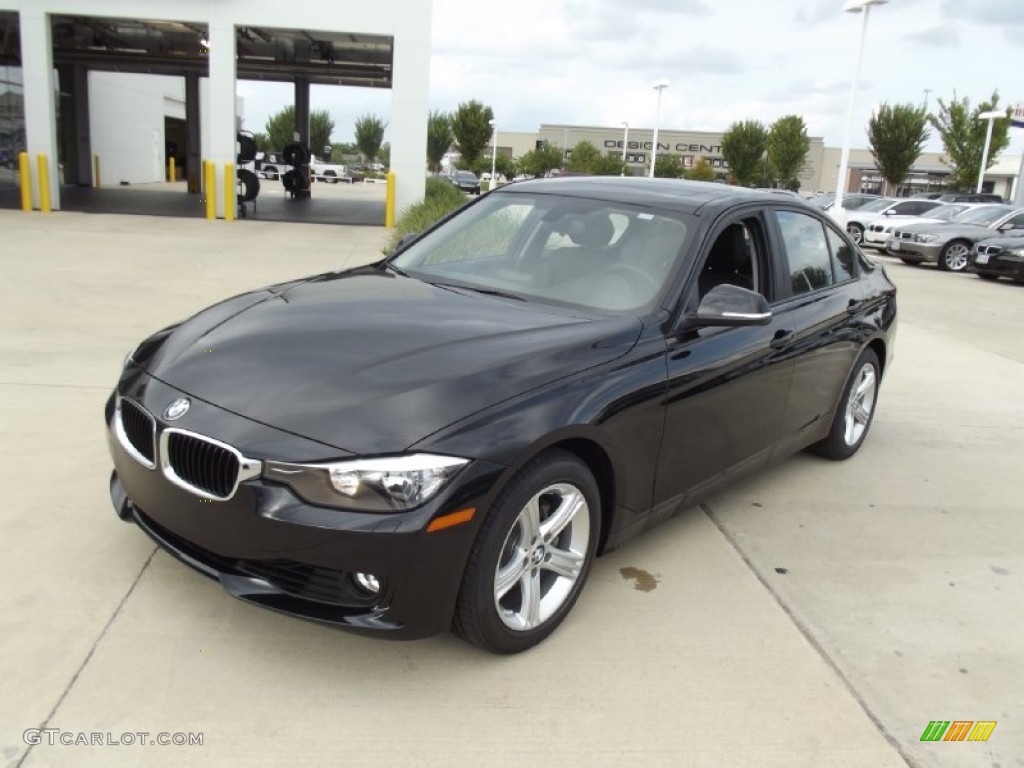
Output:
[
  {"xmin": 846, "ymin": 222, "xmax": 864, "ymax": 244},
  {"xmin": 236, "ymin": 133, "xmax": 257, "ymax": 163},
  {"xmin": 236, "ymin": 168, "xmax": 260, "ymax": 202},
  {"xmin": 281, "ymin": 169, "xmax": 297, "ymax": 192},
  {"xmin": 282, "ymin": 142, "xmax": 311, "ymax": 166},
  {"xmin": 453, "ymin": 449, "xmax": 600, "ymax": 654},
  {"xmin": 938, "ymin": 240, "xmax": 970, "ymax": 272},
  {"xmin": 262, "ymin": 166, "xmax": 279, "ymax": 181},
  {"xmin": 811, "ymin": 348, "xmax": 881, "ymax": 461},
  {"xmin": 324, "ymin": 171, "xmax": 338, "ymax": 184}
]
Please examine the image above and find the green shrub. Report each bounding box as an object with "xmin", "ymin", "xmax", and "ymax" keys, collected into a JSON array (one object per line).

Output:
[{"xmin": 388, "ymin": 177, "xmax": 467, "ymax": 250}]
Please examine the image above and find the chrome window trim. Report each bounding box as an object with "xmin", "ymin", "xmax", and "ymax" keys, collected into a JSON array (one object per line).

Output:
[
  {"xmin": 113, "ymin": 396, "xmax": 156, "ymax": 470},
  {"xmin": 158, "ymin": 427, "xmax": 262, "ymax": 501}
]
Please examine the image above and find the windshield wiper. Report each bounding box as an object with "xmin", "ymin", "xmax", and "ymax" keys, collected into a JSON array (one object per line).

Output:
[
  {"xmin": 384, "ymin": 262, "xmax": 408, "ymax": 276},
  {"xmin": 430, "ymin": 281, "xmax": 526, "ymax": 301}
]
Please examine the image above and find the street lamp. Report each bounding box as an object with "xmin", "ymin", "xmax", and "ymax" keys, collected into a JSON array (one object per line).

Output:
[
  {"xmin": 976, "ymin": 109, "xmax": 1005, "ymax": 193},
  {"xmin": 649, "ymin": 79, "xmax": 670, "ymax": 178},
  {"xmin": 489, "ymin": 118, "xmax": 498, "ymax": 191},
  {"xmin": 620, "ymin": 121, "xmax": 629, "ymax": 176},
  {"xmin": 834, "ymin": 0, "xmax": 889, "ymax": 212}
]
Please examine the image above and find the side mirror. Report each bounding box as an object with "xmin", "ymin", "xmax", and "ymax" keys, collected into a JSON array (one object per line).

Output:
[
  {"xmin": 695, "ymin": 284, "xmax": 772, "ymax": 327},
  {"xmin": 997, "ymin": 222, "xmax": 1015, "ymax": 232},
  {"xmin": 393, "ymin": 232, "xmax": 420, "ymax": 253}
]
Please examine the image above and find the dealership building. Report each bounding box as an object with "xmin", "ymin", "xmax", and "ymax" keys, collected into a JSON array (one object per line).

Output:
[{"xmin": 491, "ymin": 124, "xmax": 1021, "ymax": 201}]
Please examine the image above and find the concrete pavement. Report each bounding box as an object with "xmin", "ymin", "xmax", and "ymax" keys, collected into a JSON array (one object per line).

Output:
[{"xmin": 0, "ymin": 210, "xmax": 1019, "ymax": 767}]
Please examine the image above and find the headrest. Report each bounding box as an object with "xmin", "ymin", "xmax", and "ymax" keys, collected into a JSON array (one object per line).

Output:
[{"xmin": 565, "ymin": 213, "xmax": 615, "ymax": 248}]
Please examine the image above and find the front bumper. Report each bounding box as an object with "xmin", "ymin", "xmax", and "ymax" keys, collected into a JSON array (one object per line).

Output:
[
  {"xmin": 106, "ymin": 375, "xmax": 505, "ymax": 639},
  {"xmin": 863, "ymin": 229, "xmax": 891, "ymax": 249},
  {"xmin": 885, "ymin": 238, "xmax": 941, "ymax": 262}
]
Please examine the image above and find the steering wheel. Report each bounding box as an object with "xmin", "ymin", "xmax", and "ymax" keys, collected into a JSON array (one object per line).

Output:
[{"xmin": 604, "ymin": 263, "xmax": 661, "ymax": 295}]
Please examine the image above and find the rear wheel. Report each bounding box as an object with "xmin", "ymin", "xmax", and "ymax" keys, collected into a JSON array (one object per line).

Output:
[
  {"xmin": 811, "ymin": 348, "xmax": 880, "ymax": 461},
  {"xmin": 938, "ymin": 240, "xmax": 970, "ymax": 272},
  {"xmin": 454, "ymin": 450, "xmax": 599, "ymax": 654}
]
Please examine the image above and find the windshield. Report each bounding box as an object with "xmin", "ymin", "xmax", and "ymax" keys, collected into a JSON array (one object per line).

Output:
[
  {"xmin": 391, "ymin": 192, "xmax": 695, "ymax": 313},
  {"xmin": 859, "ymin": 198, "xmax": 898, "ymax": 213},
  {"xmin": 956, "ymin": 205, "xmax": 1013, "ymax": 225},
  {"xmin": 455, "ymin": 172, "xmax": 477, "ymax": 180},
  {"xmin": 927, "ymin": 204, "xmax": 969, "ymax": 221}
]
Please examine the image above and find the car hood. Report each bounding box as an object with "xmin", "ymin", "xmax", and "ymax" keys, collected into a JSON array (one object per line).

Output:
[
  {"xmin": 140, "ymin": 268, "xmax": 643, "ymax": 455},
  {"xmin": 869, "ymin": 214, "xmax": 943, "ymax": 230},
  {"xmin": 976, "ymin": 235, "xmax": 1024, "ymax": 249},
  {"xmin": 892, "ymin": 222, "xmax": 999, "ymax": 238}
]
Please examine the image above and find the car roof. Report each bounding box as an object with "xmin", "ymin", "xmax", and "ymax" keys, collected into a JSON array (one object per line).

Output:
[{"xmin": 499, "ymin": 177, "xmax": 807, "ymax": 215}]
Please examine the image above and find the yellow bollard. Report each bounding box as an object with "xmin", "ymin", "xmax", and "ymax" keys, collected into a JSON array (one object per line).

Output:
[
  {"xmin": 93, "ymin": 155, "xmax": 100, "ymax": 188},
  {"xmin": 204, "ymin": 161, "xmax": 216, "ymax": 220},
  {"xmin": 169, "ymin": 156, "xmax": 176, "ymax": 183},
  {"xmin": 385, "ymin": 171, "xmax": 396, "ymax": 228},
  {"xmin": 224, "ymin": 163, "xmax": 235, "ymax": 222},
  {"xmin": 37, "ymin": 154, "xmax": 51, "ymax": 213},
  {"xmin": 18, "ymin": 152, "xmax": 32, "ymax": 211}
]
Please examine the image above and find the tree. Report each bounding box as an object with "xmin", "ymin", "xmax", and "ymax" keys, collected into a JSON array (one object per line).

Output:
[
  {"xmin": 517, "ymin": 144, "xmax": 563, "ymax": 178},
  {"xmin": 451, "ymin": 100, "xmax": 495, "ymax": 167},
  {"xmin": 263, "ymin": 106, "xmax": 335, "ymax": 154},
  {"xmin": 720, "ymin": 120, "xmax": 768, "ymax": 187},
  {"xmin": 686, "ymin": 157, "xmax": 717, "ymax": 181},
  {"xmin": 354, "ymin": 114, "xmax": 387, "ymax": 163},
  {"xmin": 767, "ymin": 115, "xmax": 810, "ymax": 190},
  {"xmin": 566, "ymin": 141, "xmax": 603, "ymax": 173},
  {"xmin": 929, "ymin": 91, "xmax": 1011, "ymax": 190},
  {"xmin": 866, "ymin": 103, "xmax": 930, "ymax": 195},
  {"xmin": 251, "ymin": 132, "xmax": 269, "ymax": 152},
  {"xmin": 653, "ymin": 154, "xmax": 685, "ymax": 178},
  {"xmin": 426, "ymin": 111, "xmax": 453, "ymax": 173},
  {"xmin": 590, "ymin": 153, "xmax": 627, "ymax": 176}
]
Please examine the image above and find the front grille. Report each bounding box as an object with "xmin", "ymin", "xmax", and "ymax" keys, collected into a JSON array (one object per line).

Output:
[
  {"xmin": 120, "ymin": 398, "xmax": 156, "ymax": 465},
  {"xmin": 166, "ymin": 431, "xmax": 240, "ymax": 499}
]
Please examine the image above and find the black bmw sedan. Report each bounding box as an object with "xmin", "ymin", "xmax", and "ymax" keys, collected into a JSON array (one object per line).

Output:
[{"xmin": 106, "ymin": 178, "xmax": 896, "ymax": 654}]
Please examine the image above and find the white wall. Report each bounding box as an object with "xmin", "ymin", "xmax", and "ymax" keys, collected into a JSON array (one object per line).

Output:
[{"xmin": 88, "ymin": 72, "xmax": 177, "ymax": 185}]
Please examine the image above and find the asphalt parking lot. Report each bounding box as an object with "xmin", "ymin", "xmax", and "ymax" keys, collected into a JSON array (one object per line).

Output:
[{"xmin": 0, "ymin": 210, "xmax": 1020, "ymax": 768}]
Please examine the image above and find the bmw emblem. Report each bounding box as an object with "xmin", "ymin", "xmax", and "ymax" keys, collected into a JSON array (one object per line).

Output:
[{"xmin": 164, "ymin": 398, "xmax": 191, "ymax": 421}]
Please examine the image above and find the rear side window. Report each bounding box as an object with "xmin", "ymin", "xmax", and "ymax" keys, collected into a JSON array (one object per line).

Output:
[{"xmin": 825, "ymin": 227, "xmax": 855, "ymax": 281}]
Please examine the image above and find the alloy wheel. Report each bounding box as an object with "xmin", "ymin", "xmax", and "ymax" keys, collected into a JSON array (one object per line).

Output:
[
  {"xmin": 844, "ymin": 362, "xmax": 877, "ymax": 446},
  {"xmin": 943, "ymin": 243, "xmax": 970, "ymax": 272},
  {"xmin": 493, "ymin": 483, "xmax": 590, "ymax": 631}
]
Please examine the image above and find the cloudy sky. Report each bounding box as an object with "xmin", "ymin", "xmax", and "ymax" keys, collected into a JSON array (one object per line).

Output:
[{"xmin": 238, "ymin": 0, "xmax": 1024, "ymax": 155}]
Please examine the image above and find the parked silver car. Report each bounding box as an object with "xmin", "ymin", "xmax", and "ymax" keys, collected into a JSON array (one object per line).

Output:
[
  {"xmin": 887, "ymin": 205, "xmax": 1024, "ymax": 271},
  {"xmin": 862, "ymin": 203, "xmax": 992, "ymax": 251}
]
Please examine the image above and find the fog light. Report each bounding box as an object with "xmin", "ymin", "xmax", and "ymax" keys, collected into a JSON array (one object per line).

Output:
[{"xmin": 353, "ymin": 572, "xmax": 381, "ymax": 595}]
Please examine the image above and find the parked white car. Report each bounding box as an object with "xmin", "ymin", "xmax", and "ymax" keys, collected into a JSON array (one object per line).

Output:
[
  {"xmin": 862, "ymin": 203, "xmax": 994, "ymax": 251},
  {"xmin": 831, "ymin": 198, "xmax": 944, "ymax": 244}
]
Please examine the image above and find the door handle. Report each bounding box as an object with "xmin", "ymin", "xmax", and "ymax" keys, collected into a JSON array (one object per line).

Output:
[{"xmin": 770, "ymin": 329, "xmax": 794, "ymax": 349}]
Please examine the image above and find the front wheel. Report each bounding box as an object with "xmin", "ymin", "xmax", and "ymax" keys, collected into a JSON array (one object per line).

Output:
[
  {"xmin": 938, "ymin": 241, "xmax": 970, "ymax": 272},
  {"xmin": 454, "ymin": 450, "xmax": 599, "ymax": 654},
  {"xmin": 811, "ymin": 348, "xmax": 881, "ymax": 461}
]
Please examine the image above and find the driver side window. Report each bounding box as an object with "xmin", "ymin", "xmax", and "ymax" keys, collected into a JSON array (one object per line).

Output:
[{"xmin": 697, "ymin": 218, "xmax": 765, "ymax": 302}]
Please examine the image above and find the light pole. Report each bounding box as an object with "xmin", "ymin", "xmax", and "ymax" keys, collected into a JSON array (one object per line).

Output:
[
  {"xmin": 834, "ymin": 0, "xmax": 889, "ymax": 212},
  {"xmin": 976, "ymin": 110, "xmax": 1004, "ymax": 193},
  {"xmin": 489, "ymin": 119, "xmax": 498, "ymax": 191},
  {"xmin": 649, "ymin": 79, "xmax": 670, "ymax": 178},
  {"xmin": 620, "ymin": 121, "xmax": 629, "ymax": 176}
]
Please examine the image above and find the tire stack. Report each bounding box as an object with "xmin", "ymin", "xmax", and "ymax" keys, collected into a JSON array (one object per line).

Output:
[
  {"xmin": 236, "ymin": 132, "xmax": 260, "ymax": 218},
  {"xmin": 280, "ymin": 142, "xmax": 312, "ymax": 200}
]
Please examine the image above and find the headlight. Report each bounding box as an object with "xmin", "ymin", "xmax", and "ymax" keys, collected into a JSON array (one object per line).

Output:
[
  {"xmin": 914, "ymin": 233, "xmax": 939, "ymax": 243},
  {"xmin": 1007, "ymin": 248, "xmax": 1024, "ymax": 257},
  {"xmin": 263, "ymin": 454, "xmax": 469, "ymax": 512}
]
